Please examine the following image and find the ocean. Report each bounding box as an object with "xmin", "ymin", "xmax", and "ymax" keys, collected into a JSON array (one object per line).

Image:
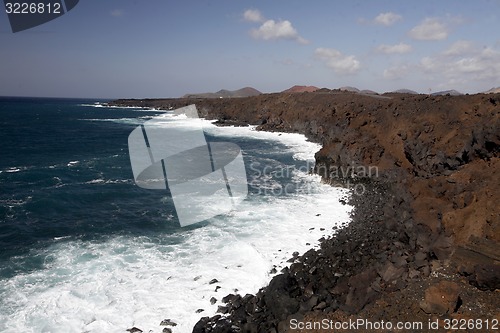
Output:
[{"xmin": 0, "ymin": 97, "xmax": 352, "ymax": 333}]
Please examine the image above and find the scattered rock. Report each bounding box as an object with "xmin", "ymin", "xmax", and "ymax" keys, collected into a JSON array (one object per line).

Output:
[
  {"xmin": 468, "ymin": 264, "xmax": 500, "ymax": 291},
  {"xmin": 217, "ymin": 305, "xmax": 229, "ymax": 314},
  {"xmin": 420, "ymin": 281, "xmax": 461, "ymax": 315},
  {"xmin": 209, "ymin": 279, "xmax": 219, "ymax": 285},
  {"xmin": 126, "ymin": 328, "xmax": 142, "ymax": 333},
  {"xmin": 314, "ymin": 301, "xmax": 327, "ymax": 310},
  {"xmin": 210, "ymin": 297, "xmax": 217, "ymax": 305},
  {"xmin": 378, "ymin": 261, "xmax": 405, "ymax": 283},
  {"xmin": 160, "ymin": 319, "xmax": 177, "ymax": 326},
  {"xmin": 196, "ymin": 309, "xmax": 204, "ymax": 313}
]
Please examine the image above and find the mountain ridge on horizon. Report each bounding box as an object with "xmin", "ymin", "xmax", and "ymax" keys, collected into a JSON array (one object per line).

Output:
[
  {"xmin": 182, "ymin": 85, "xmax": 500, "ymax": 98},
  {"xmin": 182, "ymin": 87, "xmax": 261, "ymax": 99}
]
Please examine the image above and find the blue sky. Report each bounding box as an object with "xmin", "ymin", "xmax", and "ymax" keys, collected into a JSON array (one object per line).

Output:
[{"xmin": 1, "ymin": 0, "xmax": 499, "ymax": 98}]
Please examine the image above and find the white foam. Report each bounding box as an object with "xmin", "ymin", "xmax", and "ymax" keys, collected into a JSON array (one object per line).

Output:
[
  {"xmin": 79, "ymin": 103, "xmax": 159, "ymax": 112},
  {"xmin": 4, "ymin": 167, "xmax": 23, "ymax": 173},
  {"xmin": 0, "ymin": 113, "xmax": 352, "ymax": 333},
  {"xmin": 202, "ymin": 123, "xmax": 321, "ymax": 163},
  {"xmin": 85, "ymin": 178, "xmax": 132, "ymax": 185}
]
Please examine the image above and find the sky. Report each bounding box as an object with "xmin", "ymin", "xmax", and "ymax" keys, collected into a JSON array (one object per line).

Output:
[{"xmin": 1, "ymin": 0, "xmax": 499, "ymax": 98}]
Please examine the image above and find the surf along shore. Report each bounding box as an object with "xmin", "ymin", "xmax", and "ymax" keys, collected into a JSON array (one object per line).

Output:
[{"xmin": 110, "ymin": 90, "xmax": 499, "ymax": 332}]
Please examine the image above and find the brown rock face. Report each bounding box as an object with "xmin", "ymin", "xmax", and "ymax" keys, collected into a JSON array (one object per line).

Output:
[{"xmin": 420, "ymin": 281, "xmax": 461, "ymax": 315}]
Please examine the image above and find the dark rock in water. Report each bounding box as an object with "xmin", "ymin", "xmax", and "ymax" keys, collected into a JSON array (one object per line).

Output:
[
  {"xmin": 192, "ymin": 317, "xmax": 210, "ymax": 333},
  {"xmin": 209, "ymin": 278, "xmax": 219, "ymax": 285},
  {"xmin": 160, "ymin": 319, "xmax": 177, "ymax": 326},
  {"xmin": 222, "ymin": 293, "xmax": 240, "ymax": 304},
  {"xmin": 210, "ymin": 297, "xmax": 217, "ymax": 305},
  {"xmin": 126, "ymin": 327, "xmax": 143, "ymax": 333},
  {"xmin": 162, "ymin": 328, "xmax": 172, "ymax": 333},
  {"xmin": 196, "ymin": 308, "xmax": 204, "ymax": 313},
  {"xmin": 217, "ymin": 305, "xmax": 229, "ymax": 314}
]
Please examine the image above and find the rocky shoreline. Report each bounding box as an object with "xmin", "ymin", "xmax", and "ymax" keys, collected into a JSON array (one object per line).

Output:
[{"xmin": 110, "ymin": 91, "xmax": 499, "ymax": 332}]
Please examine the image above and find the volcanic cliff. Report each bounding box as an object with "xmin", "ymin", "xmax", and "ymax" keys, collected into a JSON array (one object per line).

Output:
[{"xmin": 111, "ymin": 90, "xmax": 499, "ymax": 333}]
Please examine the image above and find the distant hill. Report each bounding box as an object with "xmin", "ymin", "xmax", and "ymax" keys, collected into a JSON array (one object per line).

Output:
[
  {"xmin": 339, "ymin": 86, "xmax": 360, "ymax": 93},
  {"xmin": 431, "ymin": 90, "xmax": 463, "ymax": 96},
  {"xmin": 360, "ymin": 89, "xmax": 379, "ymax": 95},
  {"xmin": 183, "ymin": 87, "xmax": 261, "ymax": 98},
  {"xmin": 391, "ymin": 89, "xmax": 419, "ymax": 94},
  {"xmin": 282, "ymin": 85, "xmax": 319, "ymax": 93},
  {"xmin": 483, "ymin": 87, "xmax": 500, "ymax": 94}
]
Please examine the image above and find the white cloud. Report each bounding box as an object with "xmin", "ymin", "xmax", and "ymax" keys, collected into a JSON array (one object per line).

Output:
[
  {"xmin": 250, "ymin": 19, "xmax": 309, "ymax": 44},
  {"xmin": 409, "ymin": 18, "xmax": 448, "ymax": 40},
  {"xmin": 442, "ymin": 40, "xmax": 475, "ymax": 56},
  {"xmin": 374, "ymin": 12, "xmax": 402, "ymax": 26},
  {"xmin": 420, "ymin": 42, "xmax": 500, "ymax": 83},
  {"xmin": 383, "ymin": 65, "xmax": 410, "ymax": 79},
  {"xmin": 243, "ymin": 9, "xmax": 264, "ymax": 23},
  {"xmin": 377, "ymin": 43, "xmax": 413, "ymax": 54},
  {"xmin": 315, "ymin": 48, "xmax": 361, "ymax": 74}
]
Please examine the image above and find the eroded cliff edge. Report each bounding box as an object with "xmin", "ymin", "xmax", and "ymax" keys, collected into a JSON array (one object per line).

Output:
[{"xmin": 111, "ymin": 91, "xmax": 499, "ymax": 332}]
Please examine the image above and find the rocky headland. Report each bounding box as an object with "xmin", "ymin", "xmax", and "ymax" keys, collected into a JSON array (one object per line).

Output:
[{"xmin": 110, "ymin": 90, "xmax": 499, "ymax": 332}]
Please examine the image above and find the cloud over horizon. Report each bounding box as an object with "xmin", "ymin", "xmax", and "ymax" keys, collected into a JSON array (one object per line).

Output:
[
  {"xmin": 377, "ymin": 43, "xmax": 413, "ymax": 54},
  {"xmin": 358, "ymin": 12, "xmax": 403, "ymax": 26},
  {"xmin": 243, "ymin": 9, "xmax": 264, "ymax": 23},
  {"xmin": 383, "ymin": 64, "xmax": 411, "ymax": 80},
  {"xmin": 315, "ymin": 48, "xmax": 361, "ymax": 74},
  {"xmin": 374, "ymin": 12, "xmax": 402, "ymax": 26},
  {"xmin": 420, "ymin": 42, "xmax": 500, "ymax": 85},
  {"xmin": 409, "ymin": 18, "xmax": 449, "ymax": 40},
  {"xmin": 244, "ymin": 9, "xmax": 308, "ymax": 44}
]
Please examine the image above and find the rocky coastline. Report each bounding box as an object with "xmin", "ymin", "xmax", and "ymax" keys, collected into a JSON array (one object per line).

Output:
[{"xmin": 110, "ymin": 91, "xmax": 499, "ymax": 332}]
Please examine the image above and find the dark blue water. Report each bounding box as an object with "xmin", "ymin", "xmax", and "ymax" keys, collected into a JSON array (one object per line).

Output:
[
  {"xmin": 0, "ymin": 97, "xmax": 350, "ymax": 332},
  {"xmin": 0, "ymin": 97, "xmax": 303, "ymax": 277}
]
